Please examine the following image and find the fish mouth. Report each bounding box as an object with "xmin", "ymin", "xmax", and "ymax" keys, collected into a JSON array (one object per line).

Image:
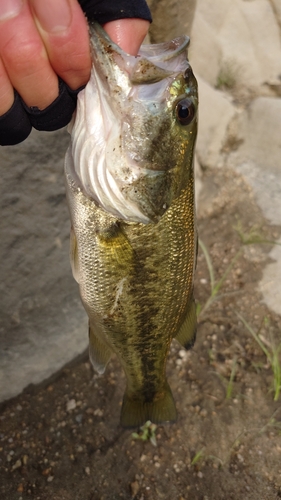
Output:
[{"xmin": 89, "ymin": 22, "xmax": 190, "ymax": 86}]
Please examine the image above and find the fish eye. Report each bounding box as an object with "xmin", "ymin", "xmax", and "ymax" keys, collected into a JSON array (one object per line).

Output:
[{"xmin": 175, "ymin": 98, "xmax": 195, "ymax": 126}]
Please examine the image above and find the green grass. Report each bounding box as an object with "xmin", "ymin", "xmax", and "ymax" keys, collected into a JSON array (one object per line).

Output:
[
  {"xmin": 216, "ymin": 60, "xmax": 237, "ymax": 90},
  {"xmin": 198, "ymin": 228, "xmax": 281, "ymax": 401},
  {"xmin": 226, "ymin": 357, "xmax": 237, "ymax": 400},
  {"xmin": 259, "ymin": 410, "xmax": 281, "ymax": 435},
  {"xmin": 197, "ymin": 239, "xmax": 242, "ymax": 317},
  {"xmin": 191, "ymin": 449, "xmax": 204, "ymax": 466},
  {"xmin": 237, "ymin": 313, "xmax": 281, "ymax": 401},
  {"xmin": 234, "ymin": 221, "xmax": 281, "ymax": 247},
  {"xmin": 197, "ymin": 224, "xmax": 281, "ymax": 319},
  {"xmin": 132, "ymin": 420, "xmax": 157, "ymax": 446}
]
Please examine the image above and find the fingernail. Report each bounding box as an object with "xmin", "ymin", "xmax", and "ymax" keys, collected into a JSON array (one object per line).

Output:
[
  {"xmin": 0, "ymin": 0, "xmax": 23, "ymax": 21},
  {"xmin": 31, "ymin": 0, "xmax": 72, "ymax": 33}
]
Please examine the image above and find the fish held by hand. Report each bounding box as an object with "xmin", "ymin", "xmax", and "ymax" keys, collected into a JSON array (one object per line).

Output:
[{"xmin": 64, "ymin": 23, "xmax": 198, "ymax": 428}]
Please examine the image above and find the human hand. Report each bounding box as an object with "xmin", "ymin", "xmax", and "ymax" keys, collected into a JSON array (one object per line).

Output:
[
  {"xmin": 0, "ymin": 0, "xmax": 150, "ymax": 145},
  {"xmin": 103, "ymin": 18, "xmax": 149, "ymax": 56},
  {"xmin": 0, "ymin": 0, "xmax": 91, "ymax": 115}
]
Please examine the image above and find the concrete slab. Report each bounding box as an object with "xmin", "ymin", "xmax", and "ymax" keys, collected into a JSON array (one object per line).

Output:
[{"xmin": 0, "ymin": 130, "xmax": 88, "ymax": 402}]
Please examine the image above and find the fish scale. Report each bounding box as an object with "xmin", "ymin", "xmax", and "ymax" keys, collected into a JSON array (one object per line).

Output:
[
  {"xmin": 65, "ymin": 23, "xmax": 198, "ymax": 427},
  {"xmin": 65, "ymin": 166, "xmax": 196, "ymax": 426}
]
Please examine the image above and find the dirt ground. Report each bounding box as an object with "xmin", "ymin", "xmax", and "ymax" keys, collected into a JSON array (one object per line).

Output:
[{"xmin": 1, "ymin": 166, "xmax": 281, "ymax": 500}]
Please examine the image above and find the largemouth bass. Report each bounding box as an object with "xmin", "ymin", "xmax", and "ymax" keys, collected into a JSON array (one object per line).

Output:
[{"xmin": 65, "ymin": 23, "xmax": 198, "ymax": 427}]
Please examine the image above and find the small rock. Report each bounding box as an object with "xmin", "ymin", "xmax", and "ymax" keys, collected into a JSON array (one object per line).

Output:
[
  {"xmin": 11, "ymin": 459, "xmax": 22, "ymax": 471},
  {"xmin": 17, "ymin": 484, "xmax": 24, "ymax": 493},
  {"xmin": 66, "ymin": 399, "xmax": 76, "ymax": 411},
  {"xmin": 130, "ymin": 481, "xmax": 139, "ymax": 498},
  {"xmin": 93, "ymin": 408, "xmax": 103, "ymax": 417},
  {"xmin": 47, "ymin": 476, "xmax": 54, "ymax": 482},
  {"xmin": 179, "ymin": 350, "xmax": 187, "ymax": 359},
  {"xmin": 85, "ymin": 467, "xmax": 90, "ymax": 476},
  {"xmin": 42, "ymin": 468, "xmax": 52, "ymax": 476}
]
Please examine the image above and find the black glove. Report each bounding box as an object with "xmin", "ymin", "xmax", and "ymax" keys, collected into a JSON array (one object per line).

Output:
[
  {"xmin": 79, "ymin": 0, "xmax": 152, "ymax": 24},
  {"xmin": 0, "ymin": 0, "xmax": 151, "ymax": 146}
]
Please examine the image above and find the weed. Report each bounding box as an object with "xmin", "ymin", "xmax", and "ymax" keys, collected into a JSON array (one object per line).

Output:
[
  {"xmin": 226, "ymin": 357, "xmax": 237, "ymax": 400},
  {"xmin": 210, "ymin": 359, "xmax": 237, "ymax": 400},
  {"xmin": 197, "ymin": 239, "xmax": 242, "ymax": 317},
  {"xmin": 237, "ymin": 313, "xmax": 281, "ymax": 401},
  {"xmin": 216, "ymin": 60, "xmax": 237, "ymax": 90},
  {"xmin": 198, "ymin": 225, "xmax": 280, "ymax": 318},
  {"xmin": 191, "ymin": 449, "xmax": 204, "ymax": 466},
  {"xmin": 234, "ymin": 221, "xmax": 281, "ymax": 246},
  {"xmin": 198, "ymin": 229, "xmax": 281, "ymax": 401},
  {"xmin": 259, "ymin": 409, "xmax": 281, "ymax": 435},
  {"xmin": 131, "ymin": 420, "xmax": 157, "ymax": 446}
]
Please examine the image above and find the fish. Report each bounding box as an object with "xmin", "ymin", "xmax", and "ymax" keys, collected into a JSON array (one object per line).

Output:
[{"xmin": 64, "ymin": 23, "xmax": 198, "ymax": 427}]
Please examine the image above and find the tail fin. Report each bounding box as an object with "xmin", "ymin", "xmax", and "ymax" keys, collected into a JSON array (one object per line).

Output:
[{"xmin": 120, "ymin": 381, "xmax": 177, "ymax": 428}]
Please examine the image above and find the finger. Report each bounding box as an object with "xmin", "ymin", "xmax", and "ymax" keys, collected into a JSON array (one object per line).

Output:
[
  {"xmin": 29, "ymin": 0, "xmax": 91, "ymax": 90},
  {"xmin": 102, "ymin": 19, "xmax": 150, "ymax": 56},
  {"xmin": 0, "ymin": 56, "xmax": 14, "ymax": 115},
  {"xmin": 0, "ymin": 0, "xmax": 59, "ymax": 110}
]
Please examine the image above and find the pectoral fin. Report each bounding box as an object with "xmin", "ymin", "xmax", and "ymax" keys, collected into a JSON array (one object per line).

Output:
[
  {"xmin": 97, "ymin": 223, "xmax": 134, "ymax": 268},
  {"xmin": 69, "ymin": 227, "xmax": 80, "ymax": 283},
  {"xmin": 175, "ymin": 297, "xmax": 197, "ymax": 350},
  {"xmin": 89, "ymin": 322, "xmax": 112, "ymax": 374}
]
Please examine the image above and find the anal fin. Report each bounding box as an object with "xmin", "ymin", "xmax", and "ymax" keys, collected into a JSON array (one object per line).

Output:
[
  {"xmin": 175, "ymin": 297, "xmax": 197, "ymax": 350},
  {"xmin": 89, "ymin": 322, "xmax": 112, "ymax": 375},
  {"xmin": 120, "ymin": 381, "xmax": 177, "ymax": 428}
]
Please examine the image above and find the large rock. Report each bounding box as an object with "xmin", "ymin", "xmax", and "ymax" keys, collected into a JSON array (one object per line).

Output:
[
  {"xmin": 226, "ymin": 96, "xmax": 281, "ymax": 225},
  {"xmin": 196, "ymin": 77, "xmax": 237, "ymax": 169},
  {"xmin": 259, "ymin": 239, "xmax": 281, "ymax": 316},
  {"xmin": 229, "ymin": 97, "xmax": 281, "ymax": 174},
  {"xmin": 190, "ymin": 0, "xmax": 281, "ymax": 91},
  {"xmin": 0, "ymin": 130, "xmax": 88, "ymax": 402},
  {"xmin": 272, "ymin": 0, "xmax": 281, "ymax": 25}
]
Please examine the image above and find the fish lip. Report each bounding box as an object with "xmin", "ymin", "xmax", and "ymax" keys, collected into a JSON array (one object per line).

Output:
[
  {"xmin": 90, "ymin": 22, "xmax": 190, "ymax": 60},
  {"xmin": 89, "ymin": 22, "xmax": 190, "ymax": 83}
]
